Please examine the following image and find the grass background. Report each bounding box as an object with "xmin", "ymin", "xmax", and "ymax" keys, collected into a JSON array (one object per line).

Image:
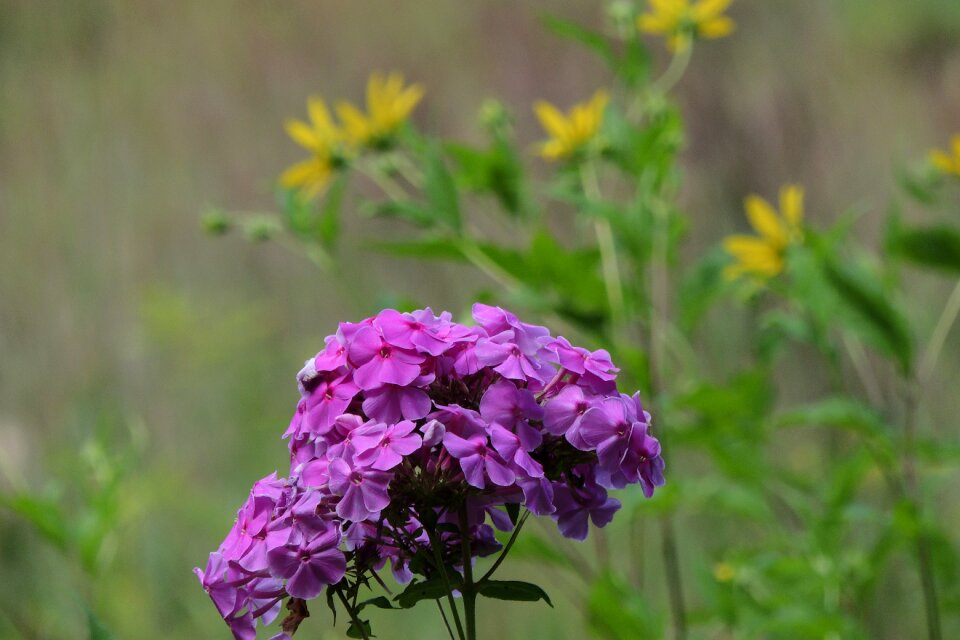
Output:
[{"xmin": 1, "ymin": 1, "xmax": 959, "ymax": 637}]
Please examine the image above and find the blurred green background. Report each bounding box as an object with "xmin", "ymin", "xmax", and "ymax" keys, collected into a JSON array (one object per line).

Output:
[{"xmin": 1, "ymin": 1, "xmax": 959, "ymax": 638}]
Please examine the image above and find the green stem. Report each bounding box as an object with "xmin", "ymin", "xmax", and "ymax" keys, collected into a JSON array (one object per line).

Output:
[
  {"xmin": 580, "ymin": 162, "xmax": 627, "ymax": 336},
  {"xmin": 627, "ymin": 41, "xmax": 693, "ymax": 122},
  {"xmin": 918, "ymin": 277, "xmax": 960, "ymax": 394},
  {"xmin": 648, "ymin": 196, "xmax": 688, "ymax": 640},
  {"xmin": 479, "ymin": 510, "xmax": 530, "ymax": 582},
  {"xmin": 436, "ymin": 600, "xmax": 456, "ymax": 640},
  {"xmin": 426, "ymin": 525, "xmax": 466, "ymax": 640},
  {"xmin": 459, "ymin": 508, "xmax": 477, "ymax": 640},
  {"xmin": 901, "ymin": 382, "xmax": 942, "ymax": 640},
  {"xmin": 335, "ymin": 586, "xmax": 371, "ymax": 640}
]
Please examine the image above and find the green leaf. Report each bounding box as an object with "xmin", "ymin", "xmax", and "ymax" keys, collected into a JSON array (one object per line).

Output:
[
  {"xmin": 505, "ymin": 503, "xmax": 520, "ymax": 527},
  {"xmin": 821, "ymin": 259, "xmax": 913, "ymax": 373},
  {"xmin": 85, "ymin": 606, "xmax": 115, "ymax": 640},
  {"xmin": 889, "ymin": 225, "xmax": 960, "ymax": 274},
  {"xmin": 0, "ymin": 492, "xmax": 72, "ymax": 551},
  {"xmin": 775, "ymin": 397, "xmax": 890, "ymax": 439},
  {"xmin": 476, "ymin": 580, "xmax": 553, "ymax": 607},
  {"xmin": 346, "ymin": 619, "xmax": 373, "ymax": 638},
  {"xmin": 362, "ymin": 200, "xmax": 434, "ymax": 227},
  {"xmin": 423, "ymin": 143, "xmax": 462, "ymax": 233},
  {"xmin": 541, "ymin": 15, "xmax": 615, "ymax": 67},
  {"xmin": 360, "ymin": 596, "xmax": 395, "ymax": 610},
  {"xmin": 317, "ymin": 175, "xmax": 347, "ymax": 249},
  {"xmin": 394, "ymin": 577, "xmax": 461, "ymax": 609}
]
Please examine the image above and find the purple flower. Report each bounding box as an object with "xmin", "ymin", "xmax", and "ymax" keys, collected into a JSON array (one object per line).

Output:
[
  {"xmin": 348, "ymin": 325, "xmax": 426, "ymax": 390},
  {"xmin": 543, "ymin": 384, "xmax": 596, "ymax": 449},
  {"xmin": 550, "ymin": 336, "xmax": 618, "ymax": 380},
  {"xmin": 376, "ymin": 308, "xmax": 452, "ymax": 355},
  {"xmin": 352, "ymin": 420, "xmax": 423, "ymax": 470},
  {"xmin": 443, "ymin": 430, "xmax": 516, "ymax": 489},
  {"xmin": 267, "ymin": 525, "xmax": 346, "ymax": 599},
  {"xmin": 362, "ymin": 382, "xmax": 432, "ymax": 424},
  {"xmin": 327, "ymin": 458, "xmax": 392, "ymax": 521},
  {"xmin": 475, "ymin": 334, "xmax": 553, "ymax": 384},
  {"xmin": 479, "ymin": 380, "xmax": 543, "ymax": 450},
  {"xmin": 489, "ymin": 423, "xmax": 543, "ymax": 478},
  {"xmin": 552, "ymin": 480, "xmax": 620, "ymax": 541},
  {"xmin": 301, "ymin": 371, "xmax": 359, "ymax": 435}
]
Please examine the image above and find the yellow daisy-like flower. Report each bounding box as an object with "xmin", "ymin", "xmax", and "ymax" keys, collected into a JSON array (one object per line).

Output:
[
  {"xmin": 723, "ymin": 185, "xmax": 804, "ymax": 282},
  {"xmin": 336, "ymin": 72, "xmax": 424, "ymax": 148},
  {"xmin": 637, "ymin": 0, "xmax": 735, "ymax": 51},
  {"xmin": 533, "ymin": 90, "xmax": 610, "ymax": 161},
  {"xmin": 281, "ymin": 97, "xmax": 346, "ymax": 198},
  {"xmin": 929, "ymin": 134, "xmax": 960, "ymax": 177}
]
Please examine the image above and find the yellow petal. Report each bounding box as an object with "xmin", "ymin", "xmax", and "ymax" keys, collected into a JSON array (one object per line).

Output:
[
  {"xmin": 692, "ymin": 0, "xmax": 732, "ymax": 20},
  {"xmin": 280, "ymin": 158, "xmax": 323, "ymax": 188},
  {"xmin": 637, "ymin": 14, "xmax": 673, "ymax": 34},
  {"xmin": 284, "ymin": 119, "xmax": 320, "ymax": 150},
  {"xmin": 723, "ymin": 234, "xmax": 775, "ymax": 259},
  {"xmin": 307, "ymin": 97, "xmax": 338, "ymax": 141},
  {"xmin": 779, "ymin": 184, "xmax": 804, "ymax": 229},
  {"xmin": 538, "ymin": 139, "xmax": 569, "ymax": 161},
  {"xmin": 930, "ymin": 150, "xmax": 956, "ymax": 174},
  {"xmin": 698, "ymin": 16, "xmax": 735, "ymax": 38},
  {"xmin": 951, "ymin": 134, "xmax": 960, "ymax": 161},
  {"xmin": 367, "ymin": 72, "xmax": 386, "ymax": 117},
  {"xmin": 336, "ymin": 101, "xmax": 371, "ymax": 143},
  {"xmin": 534, "ymin": 101, "xmax": 572, "ymax": 142},
  {"xmin": 744, "ymin": 195, "xmax": 788, "ymax": 247},
  {"xmin": 651, "ymin": 0, "xmax": 687, "ymax": 13}
]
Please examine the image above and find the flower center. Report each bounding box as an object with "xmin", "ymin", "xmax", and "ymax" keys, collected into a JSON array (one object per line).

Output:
[{"xmin": 350, "ymin": 471, "xmax": 364, "ymax": 485}]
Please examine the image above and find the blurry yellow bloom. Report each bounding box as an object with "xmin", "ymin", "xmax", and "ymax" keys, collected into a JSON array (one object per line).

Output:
[
  {"xmin": 533, "ymin": 90, "xmax": 610, "ymax": 161},
  {"xmin": 723, "ymin": 185, "xmax": 804, "ymax": 282},
  {"xmin": 713, "ymin": 562, "xmax": 736, "ymax": 583},
  {"xmin": 281, "ymin": 97, "xmax": 345, "ymax": 198},
  {"xmin": 929, "ymin": 135, "xmax": 960, "ymax": 177},
  {"xmin": 637, "ymin": 0, "xmax": 735, "ymax": 51},
  {"xmin": 336, "ymin": 72, "xmax": 424, "ymax": 147}
]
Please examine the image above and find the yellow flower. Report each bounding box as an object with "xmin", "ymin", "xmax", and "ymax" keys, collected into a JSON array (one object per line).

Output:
[
  {"xmin": 281, "ymin": 96, "xmax": 345, "ymax": 198},
  {"xmin": 723, "ymin": 185, "xmax": 804, "ymax": 282},
  {"xmin": 929, "ymin": 134, "xmax": 960, "ymax": 177},
  {"xmin": 713, "ymin": 562, "xmax": 736, "ymax": 583},
  {"xmin": 637, "ymin": 0, "xmax": 735, "ymax": 51},
  {"xmin": 336, "ymin": 72, "xmax": 424, "ymax": 148},
  {"xmin": 533, "ymin": 90, "xmax": 610, "ymax": 161}
]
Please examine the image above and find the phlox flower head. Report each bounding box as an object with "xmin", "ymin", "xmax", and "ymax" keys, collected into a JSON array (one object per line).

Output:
[{"xmin": 197, "ymin": 304, "xmax": 666, "ymax": 638}]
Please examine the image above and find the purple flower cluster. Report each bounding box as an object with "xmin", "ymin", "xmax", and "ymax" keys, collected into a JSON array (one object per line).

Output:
[{"xmin": 196, "ymin": 305, "xmax": 665, "ymax": 638}]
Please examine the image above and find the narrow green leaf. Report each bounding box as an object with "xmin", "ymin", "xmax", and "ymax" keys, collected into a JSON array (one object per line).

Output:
[
  {"xmin": 476, "ymin": 580, "xmax": 553, "ymax": 607},
  {"xmin": 423, "ymin": 143, "xmax": 462, "ymax": 233},
  {"xmin": 360, "ymin": 596, "xmax": 395, "ymax": 610},
  {"xmin": 890, "ymin": 225, "xmax": 960, "ymax": 274},
  {"xmin": 542, "ymin": 15, "xmax": 615, "ymax": 67},
  {"xmin": 822, "ymin": 260, "xmax": 913, "ymax": 373}
]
